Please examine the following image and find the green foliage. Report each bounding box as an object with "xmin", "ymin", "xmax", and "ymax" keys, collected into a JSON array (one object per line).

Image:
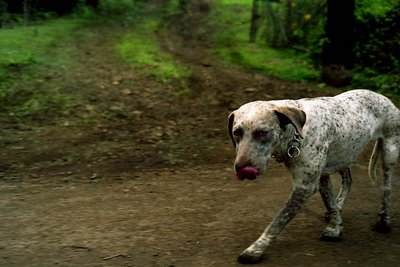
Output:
[
  {"xmin": 0, "ymin": 1, "xmax": 191, "ymax": 124},
  {"xmin": 209, "ymin": 0, "xmax": 399, "ymax": 92},
  {"xmin": 99, "ymin": 0, "xmax": 136, "ymax": 12},
  {"xmin": 88, "ymin": 0, "xmax": 191, "ymax": 89},
  {"xmin": 96, "ymin": 0, "xmax": 144, "ymax": 19},
  {"xmin": 354, "ymin": 2, "xmax": 400, "ymax": 71},
  {"xmin": 0, "ymin": 65, "xmax": 76, "ymax": 122},
  {"xmin": 209, "ymin": 0, "xmax": 319, "ymax": 82},
  {"xmin": 210, "ymin": 2, "xmax": 250, "ymax": 44},
  {"xmin": 351, "ymin": 0, "xmax": 400, "ymax": 92},
  {"xmin": 353, "ymin": 70, "xmax": 400, "ymax": 95},
  {"xmin": 163, "ymin": 0, "xmax": 181, "ymax": 15},
  {"xmin": 217, "ymin": 45, "xmax": 318, "ymax": 82},
  {"xmin": 356, "ymin": 0, "xmax": 399, "ymax": 18},
  {"xmin": 0, "ymin": 19, "xmax": 82, "ymax": 122},
  {"xmin": 0, "ymin": 19, "xmax": 81, "ymax": 69},
  {"xmin": 8, "ymin": 87, "xmax": 71, "ymax": 120}
]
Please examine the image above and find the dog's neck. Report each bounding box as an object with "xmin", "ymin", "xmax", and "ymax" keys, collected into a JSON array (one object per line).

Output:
[{"xmin": 272, "ymin": 126, "xmax": 302, "ymax": 163}]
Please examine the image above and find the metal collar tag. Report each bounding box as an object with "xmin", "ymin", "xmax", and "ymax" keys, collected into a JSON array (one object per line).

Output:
[{"xmin": 287, "ymin": 131, "xmax": 301, "ymax": 158}]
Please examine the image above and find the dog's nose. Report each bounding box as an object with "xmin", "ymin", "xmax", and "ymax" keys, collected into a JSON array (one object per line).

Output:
[{"xmin": 235, "ymin": 161, "xmax": 251, "ymax": 172}]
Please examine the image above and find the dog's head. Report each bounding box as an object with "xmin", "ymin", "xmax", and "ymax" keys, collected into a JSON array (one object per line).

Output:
[{"xmin": 228, "ymin": 101, "xmax": 306, "ymax": 180}]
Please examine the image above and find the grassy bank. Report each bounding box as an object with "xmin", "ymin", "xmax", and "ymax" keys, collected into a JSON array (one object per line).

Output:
[
  {"xmin": 0, "ymin": 19, "xmax": 83, "ymax": 122},
  {"xmin": 0, "ymin": 19, "xmax": 81, "ymax": 70},
  {"xmin": 208, "ymin": 0, "xmax": 399, "ymax": 94},
  {"xmin": 209, "ymin": 1, "xmax": 319, "ymax": 83},
  {"xmin": 0, "ymin": 2, "xmax": 190, "ymax": 124}
]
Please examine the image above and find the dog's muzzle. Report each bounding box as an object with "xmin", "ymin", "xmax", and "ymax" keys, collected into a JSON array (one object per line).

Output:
[{"xmin": 236, "ymin": 166, "xmax": 259, "ymax": 180}]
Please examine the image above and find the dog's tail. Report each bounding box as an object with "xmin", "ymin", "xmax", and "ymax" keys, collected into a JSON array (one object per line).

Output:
[{"xmin": 368, "ymin": 139, "xmax": 383, "ymax": 183}]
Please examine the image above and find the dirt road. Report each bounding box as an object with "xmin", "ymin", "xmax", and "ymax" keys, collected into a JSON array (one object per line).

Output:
[{"xmin": 1, "ymin": 2, "xmax": 400, "ymax": 266}]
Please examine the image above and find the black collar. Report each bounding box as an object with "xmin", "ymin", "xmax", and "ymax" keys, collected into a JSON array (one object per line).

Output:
[{"xmin": 272, "ymin": 131, "xmax": 301, "ymax": 163}]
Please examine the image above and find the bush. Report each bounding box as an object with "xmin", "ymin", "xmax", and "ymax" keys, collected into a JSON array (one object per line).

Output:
[{"xmin": 354, "ymin": 2, "xmax": 400, "ymax": 73}]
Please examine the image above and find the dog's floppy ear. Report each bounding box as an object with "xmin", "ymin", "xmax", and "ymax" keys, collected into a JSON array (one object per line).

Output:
[
  {"xmin": 274, "ymin": 107, "xmax": 306, "ymax": 138},
  {"xmin": 228, "ymin": 111, "xmax": 236, "ymax": 147}
]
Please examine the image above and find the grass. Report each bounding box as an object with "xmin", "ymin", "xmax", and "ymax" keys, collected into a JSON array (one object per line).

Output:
[
  {"xmin": 217, "ymin": 44, "xmax": 319, "ymax": 82},
  {"xmin": 0, "ymin": 19, "xmax": 84, "ymax": 123},
  {"xmin": 209, "ymin": 0, "xmax": 319, "ymax": 82},
  {"xmin": 209, "ymin": 0, "xmax": 400, "ymax": 94},
  {"xmin": 0, "ymin": 2, "xmax": 191, "ymax": 123},
  {"xmin": 0, "ymin": 19, "xmax": 81, "ymax": 69},
  {"xmin": 116, "ymin": 19, "xmax": 191, "ymax": 84}
]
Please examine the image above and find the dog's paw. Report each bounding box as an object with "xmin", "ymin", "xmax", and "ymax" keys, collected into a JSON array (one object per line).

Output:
[
  {"xmin": 320, "ymin": 226, "xmax": 342, "ymax": 242},
  {"xmin": 237, "ymin": 250, "xmax": 264, "ymax": 264},
  {"xmin": 320, "ymin": 225, "xmax": 343, "ymax": 242}
]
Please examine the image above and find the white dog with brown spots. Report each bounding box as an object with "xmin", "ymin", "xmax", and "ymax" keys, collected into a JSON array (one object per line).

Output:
[{"xmin": 228, "ymin": 89, "xmax": 400, "ymax": 264}]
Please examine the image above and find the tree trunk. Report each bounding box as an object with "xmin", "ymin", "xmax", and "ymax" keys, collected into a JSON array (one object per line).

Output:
[
  {"xmin": 265, "ymin": 0, "xmax": 287, "ymax": 47},
  {"xmin": 0, "ymin": 0, "xmax": 7, "ymax": 28},
  {"xmin": 322, "ymin": 0, "xmax": 355, "ymax": 68},
  {"xmin": 249, "ymin": 0, "xmax": 261, "ymax": 42},
  {"xmin": 86, "ymin": 0, "xmax": 99, "ymax": 10},
  {"xmin": 285, "ymin": 0, "xmax": 292, "ymax": 46},
  {"xmin": 23, "ymin": 0, "xmax": 32, "ymax": 24}
]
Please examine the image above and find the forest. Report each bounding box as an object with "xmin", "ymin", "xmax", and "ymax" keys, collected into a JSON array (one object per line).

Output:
[
  {"xmin": 1, "ymin": 1, "xmax": 400, "ymax": 267},
  {"xmin": 1, "ymin": 1, "xmax": 400, "ymax": 94}
]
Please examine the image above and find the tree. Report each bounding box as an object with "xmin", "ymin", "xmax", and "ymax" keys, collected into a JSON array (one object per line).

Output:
[
  {"xmin": 249, "ymin": 0, "xmax": 290, "ymax": 47},
  {"xmin": 249, "ymin": 0, "xmax": 261, "ymax": 42},
  {"xmin": 321, "ymin": 0, "xmax": 355, "ymax": 86},
  {"xmin": 86, "ymin": 0, "xmax": 99, "ymax": 10},
  {"xmin": 324, "ymin": 0, "xmax": 355, "ymax": 68},
  {"xmin": 0, "ymin": 0, "xmax": 7, "ymax": 28},
  {"xmin": 285, "ymin": 0, "xmax": 292, "ymax": 45},
  {"xmin": 265, "ymin": 0, "xmax": 287, "ymax": 47},
  {"xmin": 23, "ymin": 0, "xmax": 32, "ymax": 24}
]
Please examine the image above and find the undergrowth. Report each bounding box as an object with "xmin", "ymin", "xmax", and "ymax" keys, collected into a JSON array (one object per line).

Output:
[
  {"xmin": 0, "ymin": 19, "xmax": 83, "ymax": 123},
  {"xmin": 209, "ymin": 1, "xmax": 319, "ymax": 83},
  {"xmin": 208, "ymin": 0, "xmax": 399, "ymax": 93},
  {"xmin": 0, "ymin": 1, "xmax": 190, "ymax": 124},
  {"xmin": 0, "ymin": 19, "xmax": 81, "ymax": 69}
]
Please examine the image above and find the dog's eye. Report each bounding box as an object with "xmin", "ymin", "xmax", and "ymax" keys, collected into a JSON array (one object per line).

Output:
[
  {"xmin": 233, "ymin": 128, "xmax": 243, "ymax": 138},
  {"xmin": 254, "ymin": 130, "xmax": 269, "ymax": 140}
]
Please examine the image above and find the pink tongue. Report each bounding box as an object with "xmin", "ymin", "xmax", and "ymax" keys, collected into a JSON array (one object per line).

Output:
[{"xmin": 236, "ymin": 166, "xmax": 258, "ymax": 180}]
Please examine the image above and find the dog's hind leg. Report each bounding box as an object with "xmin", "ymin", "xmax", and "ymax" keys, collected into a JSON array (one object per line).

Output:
[
  {"xmin": 337, "ymin": 167, "xmax": 352, "ymax": 211},
  {"xmin": 319, "ymin": 175, "xmax": 343, "ymax": 241},
  {"xmin": 374, "ymin": 138, "xmax": 398, "ymax": 233}
]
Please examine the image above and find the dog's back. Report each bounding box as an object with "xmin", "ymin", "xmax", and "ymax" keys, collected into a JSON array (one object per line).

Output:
[{"xmin": 292, "ymin": 89, "xmax": 400, "ymax": 174}]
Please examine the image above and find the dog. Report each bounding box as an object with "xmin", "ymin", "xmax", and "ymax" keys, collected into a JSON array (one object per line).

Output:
[{"xmin": 227, "ymin": 89, "xmax": 400, "ymax": 264}]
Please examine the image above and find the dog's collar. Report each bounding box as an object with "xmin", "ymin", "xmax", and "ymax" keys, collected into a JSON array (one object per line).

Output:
[{"xmin": 272, "ymin": 131, "xmax": 301, "ymax": 163}]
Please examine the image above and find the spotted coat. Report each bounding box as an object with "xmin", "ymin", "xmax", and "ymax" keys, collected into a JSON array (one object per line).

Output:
[{"xmin": 228, "ymin": 89, "xmax": 400, "ymax": 264}]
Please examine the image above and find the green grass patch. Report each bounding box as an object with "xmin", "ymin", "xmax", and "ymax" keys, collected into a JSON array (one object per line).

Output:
[
  {"xmin": 0, "ymin": 19, "xmax": 82, "ymax": 69},
  {"xmin": 217, "ymin": 44, "xmax": 319, "ymax": 82},
  {"xmin": 0, "ymin": 19, "xmax": 83, "ymax": 122},
  {"xmin": 0, "ymin": 2, "xmax": 192, "ymax": 124},
  {"xmin": 209, "ymin": 1, "xmax": 319, "ymax": 82},
  {"xmin": 353, "ymin": 70, "xmax": 400, "ymax": 95},
  {"xmin": 116, "ymin": 19, "xmax": 190, "ymax": 84}
]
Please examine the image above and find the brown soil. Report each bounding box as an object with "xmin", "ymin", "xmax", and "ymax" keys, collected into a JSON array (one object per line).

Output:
[{"xmin": 1, "ymin": 2, "xmax": 400, "ymax": 267}]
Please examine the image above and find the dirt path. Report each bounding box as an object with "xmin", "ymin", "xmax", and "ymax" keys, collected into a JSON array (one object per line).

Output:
[{"xmin": 1, "ymin": 2, "xmax": 400, "ymax": 267}]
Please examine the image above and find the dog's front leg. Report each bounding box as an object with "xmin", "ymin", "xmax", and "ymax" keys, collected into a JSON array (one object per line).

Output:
[{"xmin": 238, "ymin": 184, "xmax": 317, "ymax": 264}]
